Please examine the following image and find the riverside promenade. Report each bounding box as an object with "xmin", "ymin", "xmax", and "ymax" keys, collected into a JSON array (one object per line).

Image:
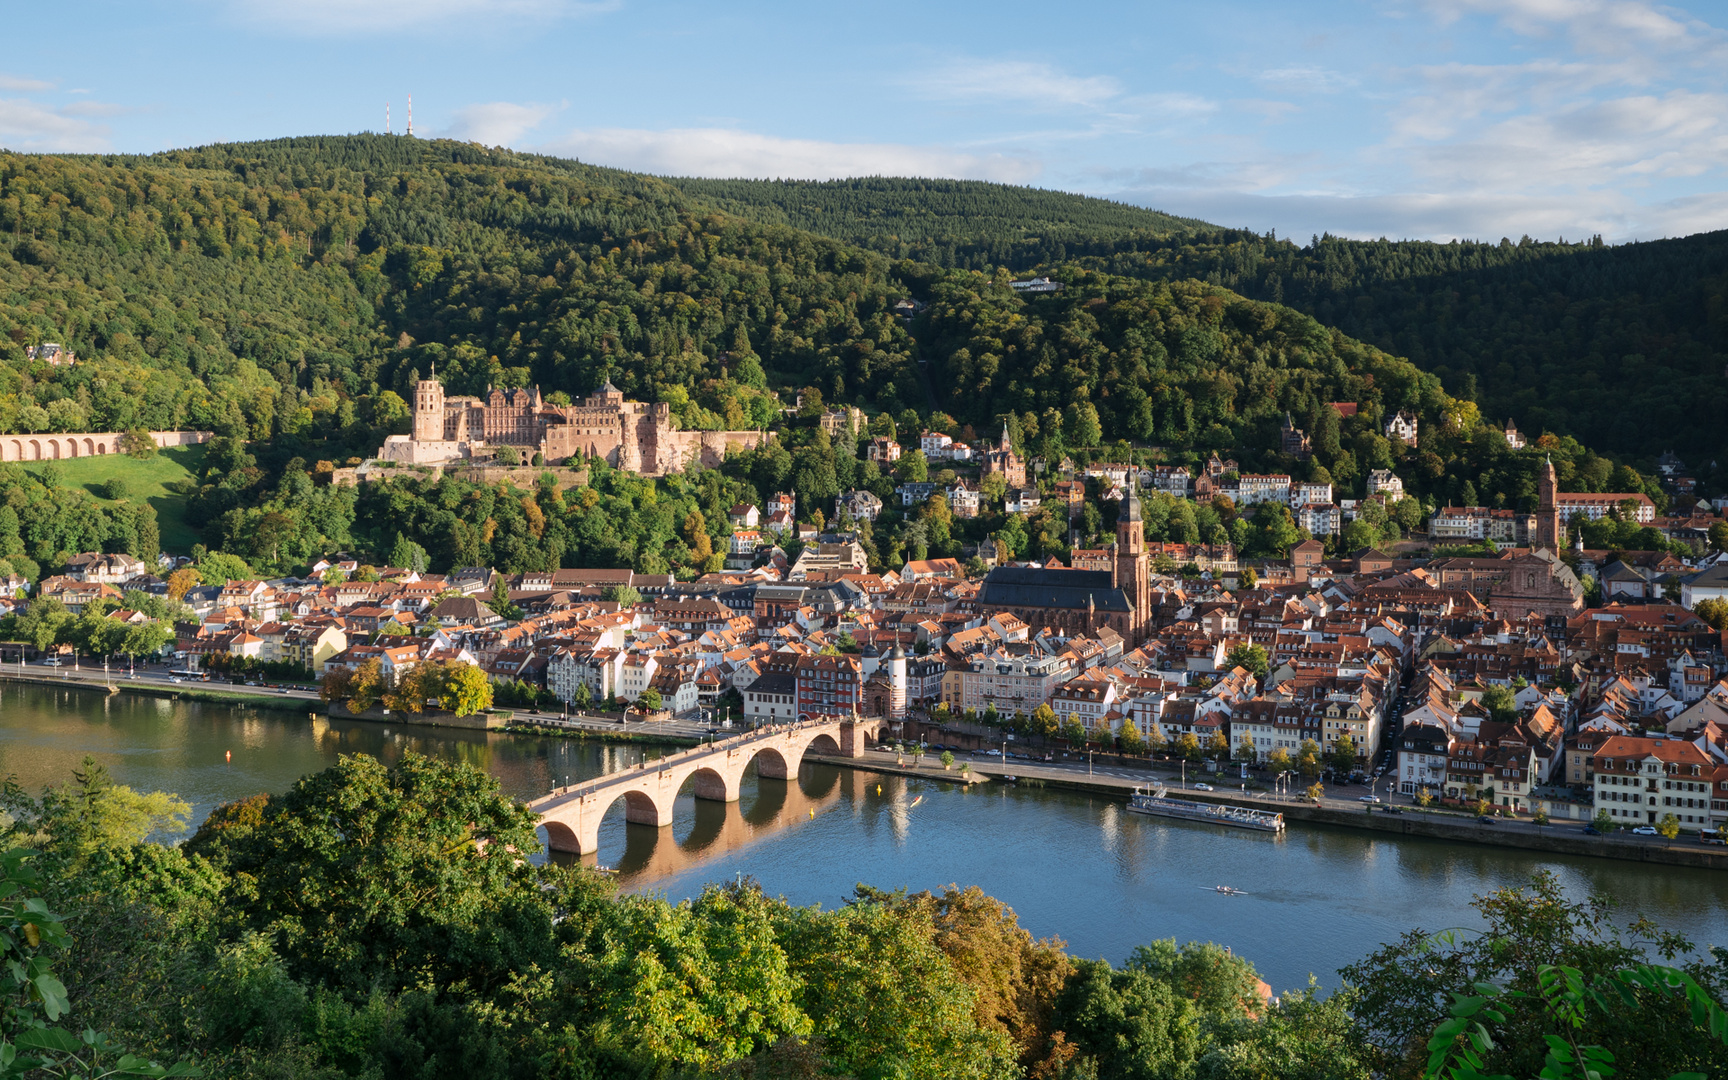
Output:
[{"xmin": 944, "ymin": 754, "xmax": 1728, "ymax": 869}]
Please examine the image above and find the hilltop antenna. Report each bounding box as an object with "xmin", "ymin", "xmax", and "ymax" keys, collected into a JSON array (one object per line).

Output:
[
  {"xmin": 386, "ymin": 102, "xmax": 391, "ymax": 134},
  {"xmin": 407, "ymin": 94, "xmax": 413, "ymax": 137}
]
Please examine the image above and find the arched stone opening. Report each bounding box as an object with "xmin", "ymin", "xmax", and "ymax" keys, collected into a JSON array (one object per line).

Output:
[
  {"xmin": 622, "ymin": 788, "xmax": 665, "ymax": 827},
  {"xmin": 750, "ymin": 746, "xmax": 792, "ymax": 780},
  {"xmin": 48, "ymin": 440, "xmax": 60, "ymax": 460},
  {"xmin": 27, "ymin": 440, "xmax": 40, "ymax": 461},
  {"xmin": 541, "ymin": 819, "xmax": 582, "ymax": 854},
  {"xmin": 83, "ymin": 438, "xmax": 95, "ymax": 456},
  {"xmin": 806, "ymin": 732, "xmax": 842, "ymax": 757},
  {"xmin": 684, "ymin": 766, "xmax": 735, "ymax": 803}
]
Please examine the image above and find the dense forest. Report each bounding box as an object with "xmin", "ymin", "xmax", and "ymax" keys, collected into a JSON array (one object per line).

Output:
[
  {"xmin": 1079, "ymin": 231, "xmax": 1728, "ymax": 464},
  {"xmin": 5, "ymin": 752, "xmax": 1726, "ymax": 1080},
  {"xmin": 661, "ymin": 176, "xmax": 1207, "ymax": 268},
  {"xmin": 0, "ymin": 135, "xmax": 1709, "ymax": 577},
  {"xmin": 677, "ymin": 177, "xmax": 1727, "ymax": 464}
]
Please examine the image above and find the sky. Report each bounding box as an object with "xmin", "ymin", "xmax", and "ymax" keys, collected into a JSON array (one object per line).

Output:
[{"xmin": 4, "ymin": 0, "xmax": 1727, "ymax": 243}]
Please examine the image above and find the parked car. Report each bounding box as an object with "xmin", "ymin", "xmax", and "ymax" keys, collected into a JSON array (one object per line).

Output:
[
  {"xmin": 1193, "ymin": 783, "xmax": 1214, "ymax": 792},
  {"xmin": 1583, "ymin": 826, "xmax": 1603, "ymax": 835},
  {"xmin": 1358, "ymin": 795, "xmax": 1381, "ymax": 803},
  {"xmin": 1632, "ymin": 825, "xmax": 1659, "ymax": 836}
]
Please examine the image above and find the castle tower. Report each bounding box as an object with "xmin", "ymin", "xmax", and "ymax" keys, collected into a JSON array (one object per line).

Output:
[
  {"xmin": 1536, "ymin": 454, "xmax": 1560, "ymax": 549},
  {"xmin": 1115, "ymin": 484, "xmax": 1150, "ymax": 641},
  {"xmin": 412, "ymin": 373, "xmax": 445, "ymax": 442}
]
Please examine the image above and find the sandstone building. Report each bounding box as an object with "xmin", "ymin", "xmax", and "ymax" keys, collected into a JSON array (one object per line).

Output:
[
  {"xmin": 379, "ymin": 376, "xmax": 768, "ymax": 476},
  {"xmin": 976, "ymin": 485, "xmax": 1153, "ymax": 643}
]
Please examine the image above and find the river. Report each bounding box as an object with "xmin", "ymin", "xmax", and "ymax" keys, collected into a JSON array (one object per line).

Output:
[{"xmin": 4, "ymin": 683, "xmax": 1727, "ymax": 993}]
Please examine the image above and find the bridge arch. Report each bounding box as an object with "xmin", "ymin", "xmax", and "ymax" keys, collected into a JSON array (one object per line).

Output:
[
  {"xmin": 541, "ymin": 818, "xmax": 580, "ymax": 853},
  {"xmin": 610, "ymin": 787, "xmax": 673, "ymax": 828},
  {"xmin": 749, "ymin": 745, "xmax": 792, "ymax": 780},
  {"xmin": 684, "ymin": 765, "xmax": 736, "ymax": 803}
]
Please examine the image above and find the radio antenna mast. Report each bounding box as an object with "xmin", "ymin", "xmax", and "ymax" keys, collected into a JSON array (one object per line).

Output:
[
  {"xmin": 386, "ymin": 102, "xmax": 391, "ymax": 134},
  {"xmin": 407, "ymin": 94, "xmax": 413, "ymax": 137}
]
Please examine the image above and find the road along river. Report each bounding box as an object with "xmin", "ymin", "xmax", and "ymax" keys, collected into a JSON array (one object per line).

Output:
[{"xmin": 3, "ymin": 683, "xmax": 1726, "ymax": 993}]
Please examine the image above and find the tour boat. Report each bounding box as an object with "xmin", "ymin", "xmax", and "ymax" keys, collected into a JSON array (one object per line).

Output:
[{"xmin": 1127, "ymin": 787, "xmax": 1285, "ymax": 833}]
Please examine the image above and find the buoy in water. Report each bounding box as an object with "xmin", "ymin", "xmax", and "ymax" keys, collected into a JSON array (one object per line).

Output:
[
  {"xmin": 809, "ymin": 808, "xmax": 815, "ymax": 819},
  {"xmin": 225, "ymin": 750, "xmax": 231, "ymax": 763},
  {"xmin": 876, "ymin": 784, "xmax": 882, "ymax": 795}
]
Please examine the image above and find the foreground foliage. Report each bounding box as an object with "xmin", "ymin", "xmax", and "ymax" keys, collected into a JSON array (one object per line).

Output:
[{"xmin": 1, "ymin": 754, "xmax": 1724, "ymax": 1079}]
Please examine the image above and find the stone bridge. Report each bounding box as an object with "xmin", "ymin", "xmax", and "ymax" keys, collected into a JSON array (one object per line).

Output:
[{"xmin": 530, "ymin": 716, "xmax": 886, "ymax": 855}]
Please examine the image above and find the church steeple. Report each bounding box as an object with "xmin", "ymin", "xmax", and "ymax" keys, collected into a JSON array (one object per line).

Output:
[
  {"xmin": 1114, "ymin": 482, "xmax": 1148, "ymax": 643},
  {"xmin": 1537, "ymin": 453, "xmax": 1560, "ymax": 550}
]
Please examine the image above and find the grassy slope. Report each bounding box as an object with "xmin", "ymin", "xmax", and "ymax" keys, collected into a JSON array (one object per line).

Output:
[{"xmin": 31, "ymin": 445, "xmax": 206, "ymax": 553}]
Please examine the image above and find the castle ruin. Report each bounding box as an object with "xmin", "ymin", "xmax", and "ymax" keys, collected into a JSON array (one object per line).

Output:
[{"xmin": 378, "ymin": 377, "xmax": 769, "ymax": 476}]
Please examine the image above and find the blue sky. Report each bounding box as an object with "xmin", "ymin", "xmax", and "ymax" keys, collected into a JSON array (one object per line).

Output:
[{"xmin": 4, "ymin": 0, "xmax": 1726, "ymax": 243}]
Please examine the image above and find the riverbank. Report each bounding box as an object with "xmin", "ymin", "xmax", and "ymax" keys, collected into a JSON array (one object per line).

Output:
[
  {"xmin": 0, "ymin": 669, "xmax": 324, "ymax": 714},
  {"xmin": 504, "ymin": 719, "xmax": 701, "ymax": 748},
  {"xmin": 951, "ymin": 758, "xmax": 1728, "ymax": 870},
  {"xmin": 0, "ymin": 669, "xmax": 723, "ymax": 747}
]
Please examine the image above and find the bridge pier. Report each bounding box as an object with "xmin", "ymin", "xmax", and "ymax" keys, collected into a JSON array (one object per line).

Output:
[{"xmin": 838, "ymin": 720, "xmax": 878, "ymax": 758}]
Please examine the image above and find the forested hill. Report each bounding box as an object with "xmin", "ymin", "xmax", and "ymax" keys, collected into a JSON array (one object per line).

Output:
[
  {"xmin": 659, "ymin": 176, "xmax": 1210, "ymax": 268},
  {"xmin": 662, "ymin": 175, "xmax": 1728, "ymax": 463},
  {"xmin": 1075, "ymin": 230, "xmax": 1728, "ymax": 463}
]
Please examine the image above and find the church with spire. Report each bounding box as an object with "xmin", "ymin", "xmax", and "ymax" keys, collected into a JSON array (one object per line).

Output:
[
  {"xmin": 981, "ymin": 423, "xmax": 1026, "ymax": 489},
  {"xmin": 976, "ymin": 483, "xmax": 1154, "ymax": 644},
  {"xmin": 1425, "ymin": 452, "xmax": 1586, "ymax": 620}
]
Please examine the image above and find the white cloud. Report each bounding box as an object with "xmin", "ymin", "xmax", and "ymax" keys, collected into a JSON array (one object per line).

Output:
[
  {"xmin": 1396, "ymin": 89, "xmax": 1728, "ymax": 190},
  {"xmin": 1111, "ymin": 185, "xmax": 1725, "ymax": 243},
  {"xmin": 225, "ymin": 0, "xmax": 618, "ymax": 34},
  {"xmin": 60, "ymin": 101, "xmax": 135, "ymax": 118},
  {"xmin": 1431, "ymin": 0, "xmax": 1728, "ymax": 60},
  {"xmin": 1119, "ymin": 0, "xmax": 1728, "ymax": 242},
  {"xmin": 441, "ymin": 101, "xmax": 557, "ymax": 146},
  {"xmin": 0, "ymin": 96, "xmax": 112, "ymax": 152},
  {"xmin": 541, "ymin": 126, "xmax": 1042, "ymax": 183},
  {"xmin": 909, "ymin": 58, "xmax": 1123, "ymax": 109},
  {"xmin": 1118, "ymin": 92, "xmax": 1218, "ymax": 119},
  {"xmin": 1256, "ymin": 65, "xmax": 1356, "ymax": 92},
  {"xmin": 0, "ymin": 75, "xmax": 52, "ymax": 92}
]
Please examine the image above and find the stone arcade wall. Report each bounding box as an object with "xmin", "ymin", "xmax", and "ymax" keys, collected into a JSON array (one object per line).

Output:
[{"xmin": 0, "ymin": 430, "xmax": 211, "ymax": 463}]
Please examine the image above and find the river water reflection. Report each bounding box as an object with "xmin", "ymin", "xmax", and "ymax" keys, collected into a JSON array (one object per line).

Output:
[{"xmin": 4, "ymin": 684, "xmax": 1728, "ymax": 992}]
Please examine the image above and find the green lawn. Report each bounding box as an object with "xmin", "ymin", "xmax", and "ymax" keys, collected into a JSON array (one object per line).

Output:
[{"xmin": 32, "ymin": 444, "xmax": 207, "ymax": 555}]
